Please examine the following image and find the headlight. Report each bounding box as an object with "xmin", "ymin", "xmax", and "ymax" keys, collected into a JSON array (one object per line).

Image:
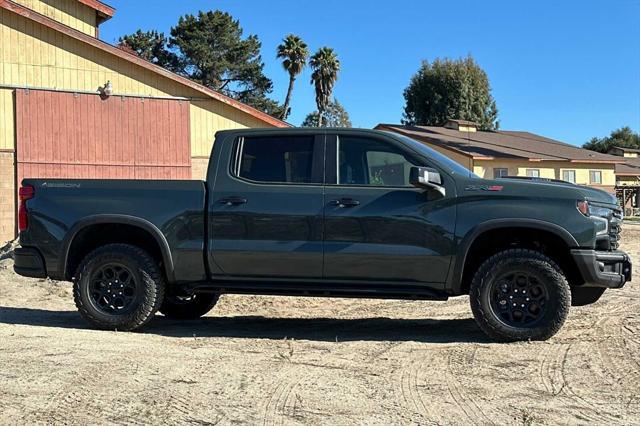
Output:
[
  {"xmin": 576, "ymin": 201, "xmax": 611, "ymax": 235},
  {"xmin": 589, "ymin": 205, "xmax": 613, "ymax": 218}
]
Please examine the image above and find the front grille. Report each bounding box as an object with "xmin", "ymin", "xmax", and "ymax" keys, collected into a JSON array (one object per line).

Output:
[{"xmin": 609, "ymin": 210, "xmax": 623, "ymax": 250}]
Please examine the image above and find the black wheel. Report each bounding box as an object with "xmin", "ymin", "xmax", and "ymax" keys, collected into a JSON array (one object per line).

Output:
[
  {"xmin": 160, "ymin": 292, "xmax": 219, "ymax": 320},
  {"xmin": 73, "ymin": 244, "xmax": 165, "ymax": 331},
  {"xmin": 470, "ymin": 249, "xmax": 571, "ymax": 342}
]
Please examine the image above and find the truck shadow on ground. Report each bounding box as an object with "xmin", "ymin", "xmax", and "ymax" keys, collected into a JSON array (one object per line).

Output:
[{"xmin": 0, "ymin": 306, "xmax": 489, "ymax": 344}]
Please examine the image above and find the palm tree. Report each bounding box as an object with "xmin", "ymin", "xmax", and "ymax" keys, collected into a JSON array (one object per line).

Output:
[
  {"xmin": 276, "ymin": 34, "xmax": 309, "ymax": 120},
  {"xmin": 309, "ymin": 47, "xmax": 340, "ymax": 127}
]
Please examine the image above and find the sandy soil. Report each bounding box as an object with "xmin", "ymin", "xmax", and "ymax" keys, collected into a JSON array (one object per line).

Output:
[{"xmin": 1, "ymin": 229, "xmax": 639, "ymax": 426}]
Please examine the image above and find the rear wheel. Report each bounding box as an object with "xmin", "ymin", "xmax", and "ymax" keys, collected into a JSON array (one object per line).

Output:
[
  {"xmin": 73, "ymin": 244, "xmax": 165, "ymax": 331},
  {"xmin": 470, "ymin": 249, "xmax": 571, "ymax": 342},
  {"xmin": 160, "ymin": 292, "xmax": 219, "ymax": 320}
]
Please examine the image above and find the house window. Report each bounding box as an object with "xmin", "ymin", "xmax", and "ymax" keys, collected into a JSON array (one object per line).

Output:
[
  {"xmin": 590, "ymin": 170, "xmax": 602, "ymax": 184},
  {"xmin": 526, "ymin": 169, "xmax": 540, "ymax": 178},
  {"xmin": 562, "ymin": 170, "xmax": 576, "ymax": 183},
  {"xmin": 493, "ymin": 168, "xmax": 508, "ymax": 178}
]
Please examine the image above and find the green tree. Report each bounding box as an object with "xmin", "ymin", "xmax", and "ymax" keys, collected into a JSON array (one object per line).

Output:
[
  {"xmin": 118, "ymin": 30, "xmax": 181, "ymax": 72},
  {"xmin": 402, "ymin": 56, "xmax": 499, "ymax": 130},
  {"xmin": 583, "ymin": 127, "xmax": 640, "ymax": 153},
  {"xmin": 309, "ymin": 47, "xmax": 340, "ymax": 127},
  {"xmin": 276, "ymin": 34, "xmax": 309, "ymax": 120},
  {"xmin": 301, "ymin": 99, "xmax": 352, "ymax": 127},
  {"xmin": 119, "ymin": 11, "xmax": 284, "ymax": 117}
]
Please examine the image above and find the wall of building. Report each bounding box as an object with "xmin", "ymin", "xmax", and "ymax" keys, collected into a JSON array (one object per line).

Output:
[
  {"xmin": 191, "ymin": 157, "xmax": 210, "ymax": 181},
  {"xmin": 0, "ymin": 8, "xmax": 275, "ymax": 154},
  {"xmin": 0, "ymin": 88, "xmax": 12, "ymax": 151},
  {"xmin": 0, "ymin": 7, "xmax": 279, "ymax": 241},
  {"xmin": 11, "ymin": 0, "xmax": 97, "ymax": 36},
  {"xmin": 473, "ymin": 159, "xmax": 616, "ymax": 189},
  {"xmin": 0, "ymin": 151, "xmax": 14, "ymax": 241}
]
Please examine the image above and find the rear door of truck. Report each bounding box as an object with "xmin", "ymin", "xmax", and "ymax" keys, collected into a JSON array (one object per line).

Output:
[{"xmin": 207, "ymin": 131, "xmax": 325, "ymax": 279}]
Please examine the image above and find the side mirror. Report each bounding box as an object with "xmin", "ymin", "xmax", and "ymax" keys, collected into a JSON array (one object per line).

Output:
[{"xmin": 409, "ymin": 167, "xmax": 446, "ymax": 196}]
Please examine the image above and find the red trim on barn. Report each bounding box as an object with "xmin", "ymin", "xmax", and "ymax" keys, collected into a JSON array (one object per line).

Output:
[{"xmin": 76, "ymin": 0, "xmax": 115, "ymax": 23}]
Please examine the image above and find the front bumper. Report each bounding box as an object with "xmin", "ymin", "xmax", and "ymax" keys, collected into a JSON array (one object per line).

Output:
[
  {"xmin": 571, "ymin": 249, "xmax": 632, "ymax": 288},
  {"xmin": 13, "ymin": 247, "xmax": 47, "ymax": 279}
]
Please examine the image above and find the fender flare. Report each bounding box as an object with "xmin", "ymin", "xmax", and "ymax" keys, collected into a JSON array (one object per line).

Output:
[
  {"xmin": 447, "ymin": 218, "xmax": 578, "ymax": 294},
  {"xmin": 59, "ymin": 214, "xmax": 175, "ymax": 282}
]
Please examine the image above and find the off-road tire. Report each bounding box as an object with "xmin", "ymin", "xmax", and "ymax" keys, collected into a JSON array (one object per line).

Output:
[
  {"xmin": 160, "ymin": 293, "xmax": 219, "ymax": 320},
  {"xmin": 73, "ymin": 244, "xmax": 165, "ymax": 331},
  {"xmin": 470, "ymin": 249, "xmax": 571, "ymax": 342}
]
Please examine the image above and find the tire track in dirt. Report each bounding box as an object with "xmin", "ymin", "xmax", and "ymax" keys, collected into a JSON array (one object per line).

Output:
[
  {"xmin": 445, "ymin": 347, "xmax": 499, "ymax": 426},
  {"xmin": 28, "ymin": 351, "xmax": 203, "ymax": 425},
  {"xmin": 261, "ymin": 364, "xmax": 308, "ymax": 426},
  {"xmin": 538, "ymin": 342, "xmax": 622, "ymax": 424},
  {"xmin": 33, "ymin": 358, "xmax": 148, "ymax": 426},
  {"xmin": 390, "ymin": 346, "xmax": 503, "ymax": 425},
  {"xmin": 593, "ymin": 301, "xmax": 640, "ymax": 404},
  {"xmin": 393, "ymin": 351, "xmax": 440, "ymax": 425}
]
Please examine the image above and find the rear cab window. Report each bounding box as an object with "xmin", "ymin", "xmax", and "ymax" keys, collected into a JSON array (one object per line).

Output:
[{"xmin": 233, "ymin": 135, "xmax": 322, "ymax": 184}]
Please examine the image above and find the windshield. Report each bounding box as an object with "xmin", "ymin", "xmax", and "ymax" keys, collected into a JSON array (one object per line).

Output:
[{"xmin": 387, "ymin": 132, "xmax": 479, "ymax": 178}]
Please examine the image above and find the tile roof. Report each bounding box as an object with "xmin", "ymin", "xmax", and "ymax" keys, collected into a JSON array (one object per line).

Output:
[
  {"xmin": 377, "ymin": 124, "xmax": 624, "ymax": 164},
  {"xmin": 616, "ymin": 158, "xmax": 640, "ymax": 176}
]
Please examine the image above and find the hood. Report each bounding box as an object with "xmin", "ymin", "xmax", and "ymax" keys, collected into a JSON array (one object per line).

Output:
[
  {"xmin": 491, "ymin": 177, "xmax": 618, "ymax": 206},
  {"xmin": 573, "ymin": 185, "xmax": 617, "ymax": 206}
]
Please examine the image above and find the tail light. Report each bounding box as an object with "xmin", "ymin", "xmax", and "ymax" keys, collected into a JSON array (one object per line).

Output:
[{"xmin": 18, "ymin": 185, "xmax": 35, "ymax": 232}]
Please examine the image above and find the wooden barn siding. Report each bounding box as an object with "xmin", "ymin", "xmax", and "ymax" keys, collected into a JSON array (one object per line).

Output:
[
  {"xmin": 0, "ymin": 8, "xmax": 276, "ymax": 155},
  {"xmin": 11, "ymin": 0, "xmax": 96, "ymax": 36},
  {"xmin": 0, "ymin": 89, "xmax": 11, "ymax": 151},
  {"xmin": 16, "ymin": 89, "xmax": 191, "ymax": 181}
]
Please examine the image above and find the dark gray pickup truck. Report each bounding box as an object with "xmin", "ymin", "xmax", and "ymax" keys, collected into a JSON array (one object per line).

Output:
[{"xmin": 14, "ymin": 128, "xmax": 631, "ymax": 341}]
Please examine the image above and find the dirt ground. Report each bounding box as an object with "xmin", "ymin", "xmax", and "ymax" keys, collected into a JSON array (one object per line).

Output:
[{"xmin": 1, "ymin": 229, "xmax": 639, "ymax": 426}]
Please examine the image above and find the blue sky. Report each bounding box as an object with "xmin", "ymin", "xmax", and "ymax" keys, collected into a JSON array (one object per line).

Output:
[{"xmin": 100, "ymin": 0, "xmax": 640, "ymax": 146}]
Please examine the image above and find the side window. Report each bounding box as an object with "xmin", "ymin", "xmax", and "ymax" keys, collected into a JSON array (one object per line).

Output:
[
  {"xmin": 237, "ymin": 136, "xmax": 317, "ymax": 184},
  {"xmin": 337, "ymin": 136, "xmax": 419, "ymax": 186}
]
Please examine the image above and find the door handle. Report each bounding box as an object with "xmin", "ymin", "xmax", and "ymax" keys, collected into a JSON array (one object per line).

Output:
[
  {"xmin": 219, "ymin": 196, "xmax": 247, "ymax": 206},
  {"xmin": 329, "ymin": 198, "xmax": 360, "ymax": 208}
]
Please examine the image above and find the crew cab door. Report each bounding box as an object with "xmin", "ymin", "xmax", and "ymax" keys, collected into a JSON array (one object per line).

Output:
[
  {"xmin": 322, "ymin": 133, "xmax": 456, "ymax": 285},
  {"xmin": 207, "ymin": 133, "xmax": 325, "ymax": 279}
]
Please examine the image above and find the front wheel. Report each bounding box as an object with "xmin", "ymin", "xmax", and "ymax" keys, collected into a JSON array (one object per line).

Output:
[{"xmin": 470, "ymin": 249, "xmax": 571, "ymax": 342}]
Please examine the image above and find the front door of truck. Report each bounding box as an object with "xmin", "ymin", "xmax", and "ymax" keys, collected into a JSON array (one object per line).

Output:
[
  {"xmin": 322, "ymin": 133, "xmax": 456, "ymax": 286},
  {"xmin": 208, "ymin": 133, "xmax": 325, "ymax": 279}
]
